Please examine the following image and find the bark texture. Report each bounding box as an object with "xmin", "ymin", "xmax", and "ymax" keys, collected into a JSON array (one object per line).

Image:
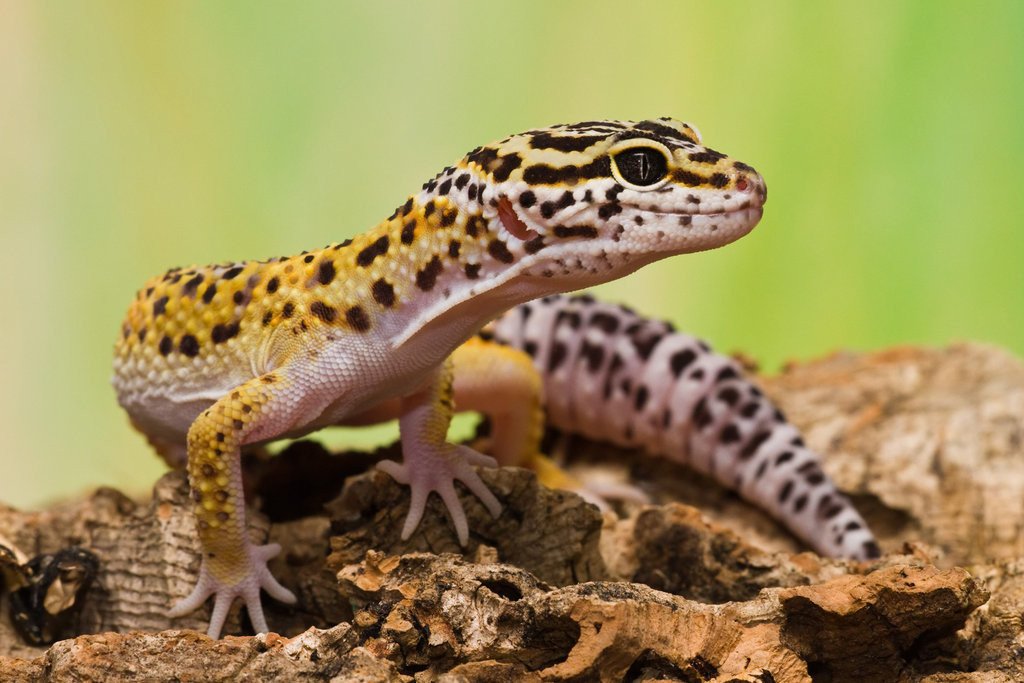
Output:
[{"xmin": 1, "ymin": 342, "xmax": 1023, "ymax": 681}]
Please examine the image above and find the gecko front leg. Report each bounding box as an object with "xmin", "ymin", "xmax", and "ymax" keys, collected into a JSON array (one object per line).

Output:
[
  {"xmin": 378, "ymin": 358, "xmax": 503, "ymax": 545},
  {"xmin": 168, "ymin": 371, "xmax": 300, "ymax": 638}
]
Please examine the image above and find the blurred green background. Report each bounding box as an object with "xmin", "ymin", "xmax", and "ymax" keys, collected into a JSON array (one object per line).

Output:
[{"xmin": 1, "ymin": 1, "xmax": 1022, "ymax": 508}]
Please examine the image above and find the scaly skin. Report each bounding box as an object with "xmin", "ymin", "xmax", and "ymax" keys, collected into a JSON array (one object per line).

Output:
[
  {"xmin": 112, "ymin": 118, "xmax": 766, "ymax": 637},
  {"xmin": 487, "ymin": 294, "xmax": 880, "ymax": 560}
]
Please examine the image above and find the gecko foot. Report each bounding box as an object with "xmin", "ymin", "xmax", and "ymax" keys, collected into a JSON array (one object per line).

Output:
[
  {"xmin": 168, "ymin": 542, "xmax": 297, "ymax": 638},
  {"xmin": 378, "ymin": 444, "xmax": 502, "ymax": 545}
]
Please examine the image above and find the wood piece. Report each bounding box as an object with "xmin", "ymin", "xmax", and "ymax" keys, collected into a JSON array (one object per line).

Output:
[{"xmin": 1, "ymin": 342, "xmax": 1023, "ymax": 680}]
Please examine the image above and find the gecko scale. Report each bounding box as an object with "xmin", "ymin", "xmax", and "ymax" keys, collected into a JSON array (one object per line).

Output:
[{"xmin": 112, "ymin": 118, "xmax": 841, "ymax": 639}]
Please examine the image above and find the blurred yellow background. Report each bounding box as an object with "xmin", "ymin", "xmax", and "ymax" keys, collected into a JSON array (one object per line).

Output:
[{"xmin": 1, "ymin": 2, "xmax": 1021, "ymax": 508}]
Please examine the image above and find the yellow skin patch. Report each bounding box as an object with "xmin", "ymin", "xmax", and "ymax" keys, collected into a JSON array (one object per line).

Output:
[
  {"xmin": 115, "ymin": 195, "xmax": 484, "ymax": 368},
  {"xmin": 112, "ymin": 117, "xmax": 766, "ymax": 638}
]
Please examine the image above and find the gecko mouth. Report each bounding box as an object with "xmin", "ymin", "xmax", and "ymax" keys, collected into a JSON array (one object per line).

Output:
[
  {"xmin": 626, "ymin": 194, "xmax": 766, "ymax": 218},
  {"xmin": 498, "ymin": 194, "xmax": 763, "ymax": 243},
  {"xmin": 641, "ymin": 204, "xmax": 763, "ymax": 217},
  {"xmin": 497, "ymin": 197, "xmax": 539, "ymax": 240}
]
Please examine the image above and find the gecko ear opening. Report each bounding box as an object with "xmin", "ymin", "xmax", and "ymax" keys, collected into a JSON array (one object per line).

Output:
[{"xmin": 498, "ymin": 197, "xmax": 538, "ymax": 241}]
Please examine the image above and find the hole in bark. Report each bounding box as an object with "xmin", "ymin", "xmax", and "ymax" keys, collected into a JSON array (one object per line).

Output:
[
  {"xmin": 806, "ymin": 660, "xmax": 832, "ymax": 682},
  {"xmin": 624, "ymin": 649, "xmax": 704, "ymax": 682},
  {"xmin": 521, "ymin": 614, "xmax": 581, "ymax": 670},
  {"xmin": 249, "ymin": 440, "xmax": 378, "ymax": 522},
  {"xmin": 480, "ymin": 579, "xmax": 523, "ymax": 601}
]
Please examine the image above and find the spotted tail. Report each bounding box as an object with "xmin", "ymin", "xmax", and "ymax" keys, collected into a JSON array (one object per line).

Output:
[{"xmin": 489, "ymin": 294, "xmax": 879, "ymax": 560}]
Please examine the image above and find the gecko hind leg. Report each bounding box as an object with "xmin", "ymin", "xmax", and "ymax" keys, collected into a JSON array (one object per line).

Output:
[{"xmin": 451, "ymin": 337, "xmax": 650, "ymax": 511}]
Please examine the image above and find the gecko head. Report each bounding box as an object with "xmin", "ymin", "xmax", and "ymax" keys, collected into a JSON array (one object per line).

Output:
[{"xmin": 457, "ymin": 118, "xmax": 767, "ymax": 286}]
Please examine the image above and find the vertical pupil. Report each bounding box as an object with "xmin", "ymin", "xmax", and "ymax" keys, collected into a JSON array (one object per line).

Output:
[{"xmin": 637, "ymin": 152, "xmax": 649, "ymax": 182}]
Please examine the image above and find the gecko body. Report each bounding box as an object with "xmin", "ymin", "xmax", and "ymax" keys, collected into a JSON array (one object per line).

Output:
[{"xmin": 113, "ymin": 118, "xmax": 768, "ymax": 637}]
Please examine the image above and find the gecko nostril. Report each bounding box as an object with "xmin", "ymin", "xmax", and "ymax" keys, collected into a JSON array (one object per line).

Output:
[{"xmin": 735, "ymin": 177, "xmax": 749, "ymax": 192}]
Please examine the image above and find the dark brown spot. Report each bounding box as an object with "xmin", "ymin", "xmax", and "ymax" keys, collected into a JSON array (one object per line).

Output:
[
  {"xmin": 282, "ymin": 302, "xmax": 294, "ymax": 318},
  {"xmin": 740, "ymin": 402, "xmax": 760, "ymax": 418},
  {"xmin": 529, "ymin": 132, "xmax": 606, "ymax": 152},
  {"xmin": 372, "ymin": 279, "xmax": 395, "ymax": 307},
  {"xmin": 779, "ymin": 481, "xmax": 793, "ymax": 504},
  {"xmin": 439, "ymin": 208, "xmax": 458, "ymax": 227},
  {"xmin": 401, "ymin": 220, "xmax": 416, "ymax": 244},
  {"xmin": 158, "ymin": 335, "xmax": 172, "ymax": 355},
  {"xmin": 693, "ymin": 398, "xmax": 713, "ymax": 429},
  {"xmin": 183, "ymin": 273, "xmax": 204, "ymax": 296},
  {"xmin": 555, "ymin": 310, "xmax": 582, "ymax": 329},
  {"xmin": 716, "ymin": 366, "xmax": 739, "ymax": 382},
  {"xmin": 346, "ymin": 306, "xmax": 371, "ymax": 332},
  {"xmin": 491, "ymin": 152, "xmax": 523, "ymax": 182},
  {"xmin": 674, "ymin": 168, "xmax": 707, "ymax": 186},
  {"xmin": 634, "ymin": 386, "xmax": 649, "ymax": 410},
  {"xmin": 579, "ymin": 340, "xmax": 604, "ymax": 371},
  {"xmin": 153, "ymin": 296, "xmax": 169, "ymax": 317},
  {"xmin": 524, "ymin": 236, "xmax": 546, "ymax": 253},
  {"xmin": 202, "ymin": 284, "xmax": 217, "ymax": 304},
  {"xmin": 717, "ymin": 387, "xmax": 740, "ymax": 405},
  {"xmin": 522, "ymin": 157, "xmax": 610, "ymax": 185},
  {"xmin": 317, "ymin": 261, "xmax": 336, "ymax": 285},
  {"xmin": 464, "ymin": 263, "xmax": 481, "ymax": 279},
  {"xmin": 262, "ymin": 310, "xmax": 273, "ymax": 326},
  {"xmin": 689, "ymin": 150, "xmax": 726, "ymax": 164},
  {"xmin": 720, "ymin": 423, "xmax": 741, "ymax": 443},
  {"xmin": 211, "ymin": 322, "xmax": 240, "ymax": 344},
  {"xmin": 310, "ymin": 301, "xmax": 337, "ymax": 323},
  {"xmin": 266, "ymin": 277, "xmax": 279, "ymax": 294},
  {"xmin": 547, "ymin": 341, "xmax": 568, "ymax": 372},
  {"xmin": 631, "ymin": 331, "xmax": 663, "ymax": 360},
  {"xmin": 179, "ymin": 334, "xmax": 200, "ymax": 357},
  {"xmin": 553, "ymin": 225, "xmax": 598, "ymax": 239},
  {"xmin": 416, "ymin": 256, "xmax": 444, "ymax": 291},
  {"xmin": 590, "ymin": 312, "xmax": 620, "ymax": 334},
  {"xmin": 754, "ymin": 460, "xmax": 769, "ymax": 480},
  {"xmin": 669, "ymin": 348, "xmax": 697, "ymax": 376},
  {"xmin": 356, "ymin": 236, "xmax": 390, "ymax": 267},
  {"xmin": 448, "ymin": 240, "xmax": 461, "ymax": 258},
  {"xmin": 487, "ymin": 240, "xmax": 514, "ymax": 263},
  {"xmin": 603, "ymin": 353, "xmax": 623, "ymax": 399},
  {"xmin": 740, "ymin": 430, "xmax": 772, "ymax": 460}
]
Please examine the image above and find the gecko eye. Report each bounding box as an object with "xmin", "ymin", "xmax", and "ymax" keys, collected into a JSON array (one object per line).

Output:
[{"xmin": 612, "ymin": 147, "xmax": 669, "ymax": 189}]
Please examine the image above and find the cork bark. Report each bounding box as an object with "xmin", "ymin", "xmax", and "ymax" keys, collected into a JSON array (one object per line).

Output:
[{"xmin": 2, "ymin": 342, "xmax": 1023, "ymax": 681}]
